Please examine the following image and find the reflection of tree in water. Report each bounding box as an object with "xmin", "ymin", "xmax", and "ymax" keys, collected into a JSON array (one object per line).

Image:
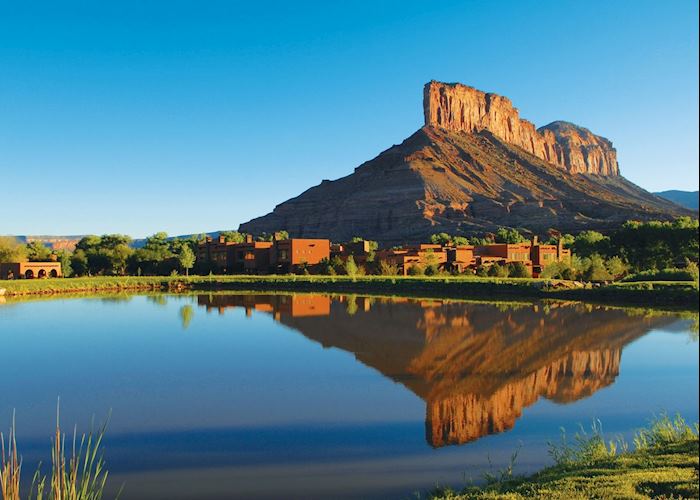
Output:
[
  {"xmin": 346, "ymin": 295, "xmax": 358, "ymax": 315},
  {"xmin": 180, "ymin": 305, "xmax": 194, "ymax": 329},
  {"xmin": 148, "ymin": 295, "xmax": 168, "ymax": 307}
]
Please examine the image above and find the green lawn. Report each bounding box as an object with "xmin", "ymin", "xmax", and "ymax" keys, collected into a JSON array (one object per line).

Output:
[{"xmin": 1, "ymin": 274, "xmax": 697, "ymax": 309}]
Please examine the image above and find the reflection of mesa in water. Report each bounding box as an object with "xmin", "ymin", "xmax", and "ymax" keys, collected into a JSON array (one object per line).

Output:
[{"xmin": 196, "ymin": 295, "xmax": 670, "ymax": 447}]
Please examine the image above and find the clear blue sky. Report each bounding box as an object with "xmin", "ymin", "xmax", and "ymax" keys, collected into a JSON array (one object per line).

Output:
[{"xmin": 1, "ymin": 0, "xmax": 697, "ymax": 237}]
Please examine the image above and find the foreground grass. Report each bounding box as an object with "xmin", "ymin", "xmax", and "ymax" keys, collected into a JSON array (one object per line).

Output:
[
  {"xmin": 429, "ymin": 415, "xmax": 699, "ymax": 500},
  {"xmin": 1, "ymin": 275, "xmax": 697, "ymax": 309},
  {"xmin": 1, "ymin": 408, "xmax": 114, "ymax": 500}
]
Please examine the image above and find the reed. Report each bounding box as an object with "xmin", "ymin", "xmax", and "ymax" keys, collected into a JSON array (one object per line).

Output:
[
  {"xmin": 0, "ymin": 404, "xmax": 115, "ymax": 500},
  {"xmin": 0, "ymin": 413, "xmax": 21, "ymax": 500}
]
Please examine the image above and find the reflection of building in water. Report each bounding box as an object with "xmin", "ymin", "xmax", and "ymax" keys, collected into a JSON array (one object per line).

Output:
[
  {"xmin": 196, "ymin": 294, "xmax": 673, "ymax": 447},
  {"xmin": 197, "ymin": 294, "xmax": 331, "ymax": 319}
]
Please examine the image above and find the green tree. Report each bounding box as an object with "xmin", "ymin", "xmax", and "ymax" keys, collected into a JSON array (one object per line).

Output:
[
  {"xmin": 70, "ymin": 249, "xmax": 89, "ymax": 276},
  {"xmin": 605, "ymin": 256, "xmax": 629, "ymax": 280},
  {"xmin": 572, "ymin": 231, "xmax": 610, "ymax": 258},
  {"xmin": 610, "ymin": 218, "xmax": 699, "ymax": 271},
  {"xmin": 452, "ymin": 236, "xmax": 470, "ymax": 247},
  {"xmin": 26, "ymin": 241, "xmax": 52, "ymax": 261},
  {"xmin": 344, "ymin": 256, "xmax": 359, "ymax": 277},
  {"xmin": 74, "ymin": 234, "xmax": 134, "ymax": 275},
  {"xmin": 0, "ymin": 236, "xmax": 27, "ymax": 263},
  {"xmin": 178, "ymin": 245, "xmax": 196, "ymax": 276},
  {"xmin": 330, "ymin": 255, "xmax": 345, "ymax": 274},
  {"xmin": 219, "ymin": 231, "xmax": 246, "ymax": 243},
  {"xmin": 56, "ymin": 249, "xmax": 73, "ymax": 277},
  {"xmin": 469, "ymin": 236, "xmax": 494, "ymax": 246},
  {"xmin": 582, "ymin": 254, "xmax": 613, "ymax": 281},
  {"xmin": 430, "ymin": 233, "xmax": 452, "ymax": 246},
  {"xmin": 494, "ymin": 227, "xmax": 526, "ymax": 244}
]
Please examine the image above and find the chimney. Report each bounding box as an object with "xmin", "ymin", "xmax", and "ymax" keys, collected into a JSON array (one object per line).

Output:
[
  {"xmin": 532, "ymin": 235, "xmax": 538, "ymax": 246},
  {"xmin": 218, "ymin": 235, "xmax": 226, "ymax": 244},
  {"xmin": 245, "ymin": 234, "xmax": 253, "ymax": 244}
]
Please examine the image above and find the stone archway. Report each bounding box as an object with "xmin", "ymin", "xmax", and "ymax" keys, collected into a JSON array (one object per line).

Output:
[
  {"xmin": 38, "ymin": 269, "xmax": 47, "ymax": 278},
  {"xmin": 25, "ymin": 269, "xmax": 34, "ymax": 279},
  {"xmin": 50, "ymin": 269, "xmax": 58, "ymax": 278}
]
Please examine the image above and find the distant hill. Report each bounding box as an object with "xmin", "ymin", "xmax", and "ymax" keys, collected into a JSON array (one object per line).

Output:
[
  {"xmin": 653, "ymin": 190, "xmax": 699, "ymax": 211},
  {"xmin": 240, "ymin": 81, "xmax": 691, "ymax": 243}
]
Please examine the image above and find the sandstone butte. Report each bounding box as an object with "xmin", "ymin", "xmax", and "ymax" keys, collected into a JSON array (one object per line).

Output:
[{"xmin": 240, "ymin": 81, "xmax": 691, "ymax": 243}]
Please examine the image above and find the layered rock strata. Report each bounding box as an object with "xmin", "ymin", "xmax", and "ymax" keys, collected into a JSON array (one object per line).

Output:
[
  {"xmin": 423, "ymin": 81, "xmax": 619, "ymax": 175},
  {"xmin": 240, "ymin": 82, "xmax": 689, "ymax": 242}
]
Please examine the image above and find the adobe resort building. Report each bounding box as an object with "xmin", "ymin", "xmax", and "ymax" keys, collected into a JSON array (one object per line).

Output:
[
  {"xmin": 196, "ymin": 233, "xmax": 570, "ymax": 277},
  {"xmin": 0, "ymin": 261, "xmax": 62, "ymax": 279}
]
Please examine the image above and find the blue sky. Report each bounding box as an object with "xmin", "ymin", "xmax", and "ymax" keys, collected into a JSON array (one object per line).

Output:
[{"xmin": 1, "ymin": 0, "xmax": 697, "ymax": 237}]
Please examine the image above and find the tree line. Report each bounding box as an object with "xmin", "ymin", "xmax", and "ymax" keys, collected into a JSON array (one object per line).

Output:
[{"xmin": 0, "ymin": 218, "xmax": 697, "ymax": 281}]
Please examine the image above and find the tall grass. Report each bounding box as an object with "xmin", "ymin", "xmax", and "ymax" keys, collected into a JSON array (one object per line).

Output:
[
  {"xmin": 548, "ymin": 419, "xmax": 625, "ymax": 467},
  {"xmin": 548, "ymin": 413, "xmax": 699, "ymax": 468},
  {"xmin": 0, "ymin": 413, "xmax": 21, "ymax": 500},
  {"xmin": 0, "ymin": 405, "xmax": 116, "ymax": 500},
  {"xmin": 633, "ymin": 413, "xmax": 699, "ymax": 450}
]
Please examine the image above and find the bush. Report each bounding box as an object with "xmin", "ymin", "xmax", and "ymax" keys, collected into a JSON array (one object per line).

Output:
[
  {"xmin": 424, "ymin": 264, "xmax": 440, "ymax": 276},
  {"xmin": 407, "ymin": 264, "xmax": 424, "ymax": 276},
  {"xmin": 621, "ymin": 267, "xmax": 697, "ymax": 282},
  {"xmin": 508, "ymin": 261, "xmax": 531, "ymax": 278},
  {"xmin": 378, "ymin": 260, "xmax": 399, "ymax": 276},
  {"xmin": 487, "ymin": 263, "xmax": 509, "ymax": 278},
  {"xmin": 633, "ymin": 413, "xmax": 698, "ymax": 450}
]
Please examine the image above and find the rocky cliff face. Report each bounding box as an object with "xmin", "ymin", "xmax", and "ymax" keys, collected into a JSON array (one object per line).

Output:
[
  {"xmin": 423, "ymin": 81, "xmax": 619, "ymax": 175},
  {"xmin": 240, "ymin": 81, "xmax": 689, "ymax": 242}
]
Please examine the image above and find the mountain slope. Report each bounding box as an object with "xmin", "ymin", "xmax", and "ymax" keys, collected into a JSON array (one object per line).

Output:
[
  {"xmin": 240, "ymin": 82, "xmax": 691, "ymax": 243},
  {"xmin": 654, "ymin": 190, "xmax": 699, "ymax": 211}
]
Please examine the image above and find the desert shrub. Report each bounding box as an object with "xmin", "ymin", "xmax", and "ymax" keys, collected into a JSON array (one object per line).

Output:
[{"xmin": 475, "ymin": 265, "xmax": 488, "ymax": 277}]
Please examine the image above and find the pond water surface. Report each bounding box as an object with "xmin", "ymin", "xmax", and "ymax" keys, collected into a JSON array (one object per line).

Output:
[{"xmin": 0, "ymin": 293, "xmax": 697, "ymax": 499}]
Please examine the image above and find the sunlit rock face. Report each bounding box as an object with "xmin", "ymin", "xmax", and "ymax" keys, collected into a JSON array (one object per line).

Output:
[
  {"xmin": 239, "ymin": 82, "xmax": 688, "ymax": 242},
  {"xmin": 423, "ymin": 81, "xmax": 619, "ymax": 175},
  {"xmin": 199, "ymin": 295, "xmax": 674, "ymax": 448}
]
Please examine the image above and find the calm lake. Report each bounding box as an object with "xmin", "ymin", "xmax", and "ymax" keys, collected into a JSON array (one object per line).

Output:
[{"xmin": 1, "ymin": 293, "xmax": 697, "ymax": 499}]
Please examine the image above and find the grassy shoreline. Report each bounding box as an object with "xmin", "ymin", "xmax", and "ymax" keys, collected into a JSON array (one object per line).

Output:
[
  {"xmin": 1, "ymin": 275, "xmax": 697, "ymax": 310},
  {"xmin": 430, "ymin": 416, "xmax": 699, "ymax": 499}
]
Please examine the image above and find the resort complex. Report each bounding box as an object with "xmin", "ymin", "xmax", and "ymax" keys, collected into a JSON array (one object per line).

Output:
[{"xmin": 195, "ymin": 234, "xmax": 571, "ymax": 277}]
